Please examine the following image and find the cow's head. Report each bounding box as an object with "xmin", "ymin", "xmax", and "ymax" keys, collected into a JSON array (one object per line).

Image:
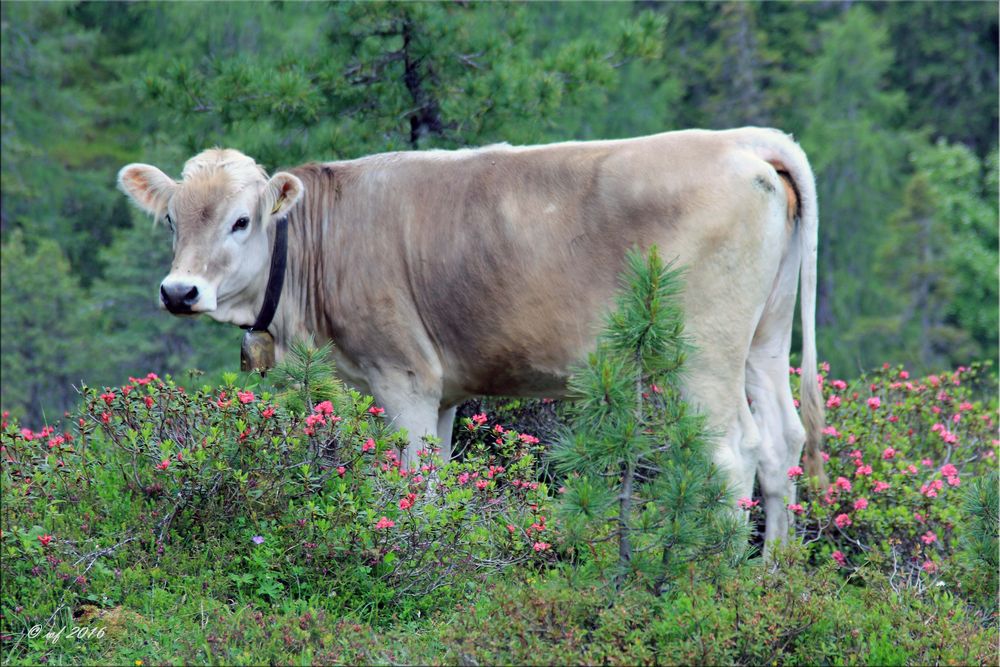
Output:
[{"xmin": 118, "ymin": 149, "xmax": 303, "ymax": 327}]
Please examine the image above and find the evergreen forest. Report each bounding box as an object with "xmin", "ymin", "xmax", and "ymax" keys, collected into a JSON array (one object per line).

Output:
[{"xmin": 2, "ymin": 1, "xmax": 997, "ymax": 425}]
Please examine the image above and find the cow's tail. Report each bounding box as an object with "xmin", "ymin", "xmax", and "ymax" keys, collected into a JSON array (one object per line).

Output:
[{"xmin": 743, "ymin": 128, "xmax": 828, "ymax": 489}]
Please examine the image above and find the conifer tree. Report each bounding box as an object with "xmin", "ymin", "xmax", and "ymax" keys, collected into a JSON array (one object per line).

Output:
[{"xmin": 551, "ymin": 248, "xmax": 748, "ymax": 595}]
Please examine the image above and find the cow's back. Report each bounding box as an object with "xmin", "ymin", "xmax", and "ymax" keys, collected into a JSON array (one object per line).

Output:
[{"xmin": 322, "ymin": 130, "xmax": 790, "ymax": 403}]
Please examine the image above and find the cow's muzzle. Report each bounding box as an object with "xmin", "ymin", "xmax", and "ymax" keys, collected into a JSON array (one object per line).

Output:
[{"xmin": 160, "ymin": 281, "xmax": 201, "ymax": 314}]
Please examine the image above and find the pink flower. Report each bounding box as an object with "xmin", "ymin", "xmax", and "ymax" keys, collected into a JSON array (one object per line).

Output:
[
  {"xmin": 920, "ymin": 530, "xmax": 937, "ymax": 545},
  {"xmin": 38, "ymin": 534, "xmax": 53, "ymax": 547},
  {"xmin": 873, "ymin": 480, "xmax": 890, "ymax": 493},
  {"xmin": 867, "ymin": 397, "xmax": 881, "ymax": 410},
  {"xmin": 532, "ymin": 542, "xmax": 551, "ymax": 552},
  {"xmin": 362, "ymin": 438, "xmax": 376, "ymax": 452},
  {"xmin": 337, "ymin": 466, "xmax": 346, "ymax": 476},
  {"xmin": 921, "ymin": 458, "xmax": 934, "ymax": 467},
  {"xmin": 314, "ymin": 400, "xmax": 334, "ymax": 415},
  {"xmin": 946, "ymin": 475, "xmax": 961, "ymax": 487},
  {"xmin": 922, "ymin": 560, "xmax": 938, "ymax": 573},
  {"xmin": 100, "ymin": 391, "xmax": 116, "ymax": 405},
  {"xmin": 262, "ymin": 406, "xmax": 275, "ymax": 419},
  {"xmin": 822, "ymin": 426, "xmax": 841, "ymax": 437},
  {"xmin": 507, "ymin": 524, "xmax": 517, "ymax": 533},
  {"xmin": 457, "ymin": 472, "xmax": 470, "ymax": 485},
  {"xmin": 787, "ymin": 466, "xmax": 803, "ymax": 479},
  {"xmin": 156, "ymin": 459, "xmax": 170, "ymax": 471},
  {"xmin": 399, "ymin": 497, "xmax": 413, "ymax": 510},
  {"xmin": 519, "ymin": 433, "xmax": 540, "ymax": 445},
  {"xmin": 853, "ymin": 497, "xmax": 869, "ymax": 511},
  {"xmin": 305, "ymin": 414, "xmax": 325, "ymax": 428},
  {"xmin": 940, "ymin": 463, "xmax": 958, "ymax": 478},
  {"xmin": 144, "ymin": 396, "xmax": 155, "ymax": 409},
  {"xmin": 237, "ymin": 391, "xmax": 255, "ymax": 404},
  {"xmin": 831, "ymin": 379, "xmax": 847, "ymax": 391},
  {"xmin": 368, "ymin": 406, "xmax": 385, "ymax": 416},
  {"xmin": 737, "ymin": 497, "xmax": 759, "ymax": 510},
  {"xmin": 374, "ymin": 516, "xmax": 395, "ymax": 530},
  {"xmin": 958, "ymin": 401, "xmax": 974, "ymax": 412},
  {"xmin": 899, "ymin": 370, "xmax": 909, "ymax": 380},
  {"xmin": 787, "ymin": 503, "xmax": 805, "ymax": 515},
  {"xmin": 834, "ymin": 513, "xmax": 852, "ymax": 529},
  {"xmin": 821, "ymin": 451, "xmax": 830, "ymax": 462},
  {"xmin": 835, "ymin": 476, "xmax": 852, "ymax": 492},
  {"xmin": 471, "ymin": 413, "xmax": 488, "ymax": 427},
  {"xmin": 855, "ymin": 464, "xmax": 873, "ymax": 477},
  {"xmin": 906, "ymin": 464, "xmax": 918, "ymax": 475},
  {"xmin": 881, "ymin": 447, "xmax": 896, "ymax": 460},
  {"xmin": 832, "ymin": 550, "xmax": 847, "ymax": 567},
  {"xmin": 475, "ymin": 479, "xmax": 489, "ymax": 490},
  {"xmin": 826, "ymin": 395, "xmax": 841, "ymax": 409}
]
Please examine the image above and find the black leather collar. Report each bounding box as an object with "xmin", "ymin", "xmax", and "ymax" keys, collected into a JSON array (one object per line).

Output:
[{"xmin": 246, "ymin": 216, "xmax": 288, "ymax": 333}]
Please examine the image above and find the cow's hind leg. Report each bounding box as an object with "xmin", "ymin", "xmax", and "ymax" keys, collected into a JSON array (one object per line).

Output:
[
  {"xmin": 746, "ymin": 249, "xmax": 806, "ymax": 546},
  {"xmin": 747, "ymin": 353, "xmax": 805, "ymax": 545}
]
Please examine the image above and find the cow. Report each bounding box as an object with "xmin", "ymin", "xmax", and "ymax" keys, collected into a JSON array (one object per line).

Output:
[{"xmin": 117, "ymin": 127, "xmax": 825, "ymax": 544}]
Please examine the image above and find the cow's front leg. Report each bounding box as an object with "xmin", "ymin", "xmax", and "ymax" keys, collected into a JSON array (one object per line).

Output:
[
  {"xmin": 367, "ymin": 369, "xmax": 442, "ymax": 471},
  {"xmin": 436, "ymin": 405, "xmax": 458, "ymax": 462}
]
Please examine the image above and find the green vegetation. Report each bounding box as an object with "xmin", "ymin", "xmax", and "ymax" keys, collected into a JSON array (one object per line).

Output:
[{"xmin": 1, "ymin": 2, "xmax": 997, "ymax": 664}]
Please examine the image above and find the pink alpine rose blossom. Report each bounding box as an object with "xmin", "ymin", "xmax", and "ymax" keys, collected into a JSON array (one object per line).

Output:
[
  {"xmin": 882, "ymin": 447, "xmax": 896, "ymax": 460},
  {"xmin": 374, "ymin": 516, "xmax": 395, "ymax": 530},
  {"xmin": 834, "ymin": 513, "xmax": 852, "ymax": 529},
  {"xmin": 853, "ymin": 497, "xmax": 869, "ymax": 511},
  {"xmin": 826, "ymin": 395, "xmax": 841, "ymax": 409},
  {"xmin": 832, "ymin": 550, "xmax": 847, "ymax": 567},
  {"xmin": 867, "ymin": 397, "xmax": 881, "ymax": 410},
  {"xmin": 787, "ymin": 466, "xmax": 803, "ymax": 479},
  {"xmin": 920, "ymin": 530, "xmax": 937, "ymax": 545}
]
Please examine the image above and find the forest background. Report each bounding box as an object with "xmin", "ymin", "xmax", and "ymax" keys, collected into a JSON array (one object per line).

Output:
[{"xmin": 1, "ymin": 0, "xmax": 997, "ymax": 426}]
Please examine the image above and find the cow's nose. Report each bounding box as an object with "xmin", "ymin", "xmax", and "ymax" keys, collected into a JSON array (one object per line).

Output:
[{"xmin": 160, "ymin": 282, "xmax": 200, "ymax": 313}]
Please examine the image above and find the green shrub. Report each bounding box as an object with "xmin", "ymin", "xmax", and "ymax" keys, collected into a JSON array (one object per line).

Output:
[
  {"xmin": 781, "ymin": 362, "xmax": 997, "ymax": 597},
  {"xmin": 0, "ymin": 348, "xmax": 554, "ymax": 662},
  {"xmin": 551, "ymin": 248, "xmax": 748, "ymax": 594}
]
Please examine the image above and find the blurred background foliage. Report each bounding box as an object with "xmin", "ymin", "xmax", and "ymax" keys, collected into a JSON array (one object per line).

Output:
[{"xmin": 1, "ymin": 1, "xmax": 997, "ymax": 425}]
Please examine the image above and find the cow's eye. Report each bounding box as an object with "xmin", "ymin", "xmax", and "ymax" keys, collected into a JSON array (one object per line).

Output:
[
  {"xmin": 165, "ymin": 214, "xmax": 175, "ymax": 232},
  {"xmin": 231, "ymin": 216, "xmax": 250, "ymax": 233}
]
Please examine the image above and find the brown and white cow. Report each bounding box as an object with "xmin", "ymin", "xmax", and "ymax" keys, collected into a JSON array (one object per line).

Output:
[{"xmin": 118, "ymin": 127, "xmax": 825, "ymax": 543}]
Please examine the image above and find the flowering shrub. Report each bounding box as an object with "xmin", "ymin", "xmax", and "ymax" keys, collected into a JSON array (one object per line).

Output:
[
  {"xmin": 785, "ymin": 362, "xmax": 997, "ymax": 593},
  {"xmin": 0, "ymin": 359, "xmax": 553, "ymax": 641}
]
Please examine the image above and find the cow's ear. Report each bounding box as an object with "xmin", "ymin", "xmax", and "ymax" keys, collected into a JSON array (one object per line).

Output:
[
  {"xmin": 117, "ymin": 163, "xmax": 177, "ymax": 219},
  {"xmin": 266, "ymin": 172, "xmax": 304, "ymax": 219}
]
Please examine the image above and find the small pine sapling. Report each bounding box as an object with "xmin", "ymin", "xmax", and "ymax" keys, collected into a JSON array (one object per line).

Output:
[{"xmin": 551, "ymin": 247, "xmax": 749, "ymax": 595}]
